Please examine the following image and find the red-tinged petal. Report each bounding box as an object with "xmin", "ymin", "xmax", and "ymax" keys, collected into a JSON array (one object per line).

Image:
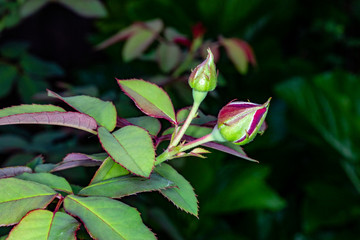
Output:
[
  {"xmin": 218, "ymin": 101, "xmax": 259, "ymax": 125},
  {"xmin": 234, "ymin": 107, "xmax": 267, "ymax": 144},
  {"xmin": 248, "ymin": 107, "xmax": 267, "ymax": 134},
  {"xmin": 216, "ymin": 98, "xmax": 270, "ymax": 145}
]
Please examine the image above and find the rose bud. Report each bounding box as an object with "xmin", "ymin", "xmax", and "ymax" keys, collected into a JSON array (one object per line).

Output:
[
  {"xmin": 212, "ymin": 98, "xmax": 271, "ymax": 145},
  {"xmin": 188, "ymin": 48, "xmax": 217, "ymax": 92}
]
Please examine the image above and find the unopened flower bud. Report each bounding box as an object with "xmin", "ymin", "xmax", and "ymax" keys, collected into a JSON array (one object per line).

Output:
[
  {"xmin": 214, "ymin": 98, "xmax": 271, "ymax": 145},
  {"xmin": 188, "ymin": 48, "xmax": 217, "ymax": 92}
]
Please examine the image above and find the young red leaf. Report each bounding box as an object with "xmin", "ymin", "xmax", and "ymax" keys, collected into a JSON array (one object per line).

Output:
[
  {"xmin": 48, "ymin": 90, "xmax": 117, "ymax": 131},
  {"xmin": 220, "ymin": 37, "xmax": 256, "ymax": 74},
  {"xmin": 96, "ymin": 19, "xmax": 163, "ymax": 51},
  {"xmin": 0, "ymin": 166, "xmax": 32, "ymax": 179},
  {"xmin": 51, "ymin": 153, "xmax": 107, "ymax": 172},
  {"xmin": 0, "ymin": 112, "xmax": 98, "ymax": 134},
  {"xmin": 118, "ymin": 79, "xmax": 176, "ymax": 124},
  {"xmin": 51, "ymin": 153, "xmax": 106, "ymax": 172}
]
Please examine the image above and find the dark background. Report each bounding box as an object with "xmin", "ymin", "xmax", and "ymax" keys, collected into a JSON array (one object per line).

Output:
[{"xmin": 1, "ymin": 0, "xmax": 360, "ymax": 239}]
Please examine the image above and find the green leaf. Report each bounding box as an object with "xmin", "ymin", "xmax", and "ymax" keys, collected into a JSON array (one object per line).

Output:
[
  {"xmin": 90, "ymin": 157, "xmax": 129, "ymax": 184},
  {"xmin": 0, "ymin": 63, "xmax": 18, "ymax": 97},
  {"xmin": 64, "ymin": 195, "xmax": 156, "ymax": 240},
  {"xmin": 16, "ymin": 172, "xmax": 73, "ymax": 194},
  {"xmin": 48, "ymin": 90, "xmax": 117, "ymax": 131},
  {"xmin": 157, "ymin": 42, "xmax": 181, "ymax": 73},
  {"xmin": 126, "ymin": 116, "xmax": 161, "ymax": 136},
  {"xmin": 35, "ymin": 164, "xmax": 57, "ymax": 173},
  {"xmin": 122, "ymin": 29, "xmax": 157, "ymax": 62},
  {"xmin": 0, "ymin": 178, "xmax": 57, "ymax": 225},
  {"xmin": 57, "ymin": 0, "xmax": 107, "ymax": 18},
  {"xmin": 79, "ymin": 173, "xmax": 174, "ymax": 198},
  {"xmin": 155, "ymin": 164, "xmax": 198, "ymax": 216},
  {"xmin": 0, "ymin": 135, "xmax": 28, "ymax": 151},
  {"xmin": 0, "ymin": 42, "xmax": 29, "ymax": 59},
  {"xmin": 98, "ymin": 126, "xmax": 155, "ymax": 178},
  {"xmin": 118, "ymin": 79, "xmax": 176, "ymax": 123},
  {"xmin": 26, "ymin": 155, "xmax": 44, "ymax": 170},
  {"xmin": 20, "ymin": 0, "xmax": 49, "ymax": 18},
  {"xmin": 17, "ymin": 75, "xmax": 39, "ymax": 103},
  {"xmin": 203, "ymin": 167, "xmax": 286, "ymax": 213},
  {"xmin": 0, "ymin": 104, "xmax": 65, "ymax": 118},
  {"xmin": 303, "ymin": 182, "xmax": 360, "ymax": 232},
  {"xmin": 20, "ymin": 54, "xmax": 64, "ymax": 77},
  {"xmin": 7, "ymin": 210, "xmax": 79, "ymax": 240},
  {"xmin": 276, "ymin": 73, "xmax": 359, "ymax": 160}
]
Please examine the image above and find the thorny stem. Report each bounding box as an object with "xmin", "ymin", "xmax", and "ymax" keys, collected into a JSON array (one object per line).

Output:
[
  {"xmin": 178, "ymin": 133, "xmax": 215, "ymax": 152},
  {"xmin": 169, "ymin": 90, "xmax": 207, "ymax": 148},
  {"xmin": 54, "ymin": 195, "xmax": 64, "ymax": 214},
  {"xmin": 169, "ymin": 100, "xmax": 200, "ymax": 148},
  {"xmin": 156, "ymin": 133, "xmax": 215, "ymax": 165}
]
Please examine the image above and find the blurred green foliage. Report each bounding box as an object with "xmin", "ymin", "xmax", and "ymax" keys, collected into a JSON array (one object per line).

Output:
[{"xmin": 1, "ymin": 0, "xmax": 360, "ymax": 239}]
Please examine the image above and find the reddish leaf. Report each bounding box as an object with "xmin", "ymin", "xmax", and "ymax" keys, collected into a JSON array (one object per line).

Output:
[
  {"xmin": 51, "ymin": 153, "xmax": 106, "ymax": 172},
  {"xmin": 118, "ymin": 79, "xmax": 176, "ymax": 124},
  {"xmin": 122, "ymin": 29, "xmax": 157, "ymax": 62},
  {"xmin": 95, "ymin": 19, "xmax": 163, "ymax": 51},
  {"xmin": 47, "ymin": 90, "xmax": 117, "ymax": 131},
  {"xmin": 0, "ymin": 166, "xmax": 32, "ymax": 179},
  {"xmin": 0, "ymin": 112, "xmax": 98, "ymax": 134},
  {"xmin": 187, "ymin": 136, "xmax": 257, "ymax": 162},
  {"xmin": 95, "ymin": 24, "xmax": 143, "ymax": 50},
  {"xmin": 220, "ymin": 37, "xmax": 256, "ymax": 74}
]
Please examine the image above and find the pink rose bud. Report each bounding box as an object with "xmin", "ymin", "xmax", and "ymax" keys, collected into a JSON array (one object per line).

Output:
[
  {"xmin": 188, "ymin": 48, "xmax": 217, "ymax": 92},
  {"xmin": 215, "ymin": 98, "xmax": 271, "ymax": 145}
]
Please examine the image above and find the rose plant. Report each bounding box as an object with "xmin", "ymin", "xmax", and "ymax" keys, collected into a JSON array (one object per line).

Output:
[{"xmin": 0, "ymin": 50, "xmax": 269, "ymax": 239}]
